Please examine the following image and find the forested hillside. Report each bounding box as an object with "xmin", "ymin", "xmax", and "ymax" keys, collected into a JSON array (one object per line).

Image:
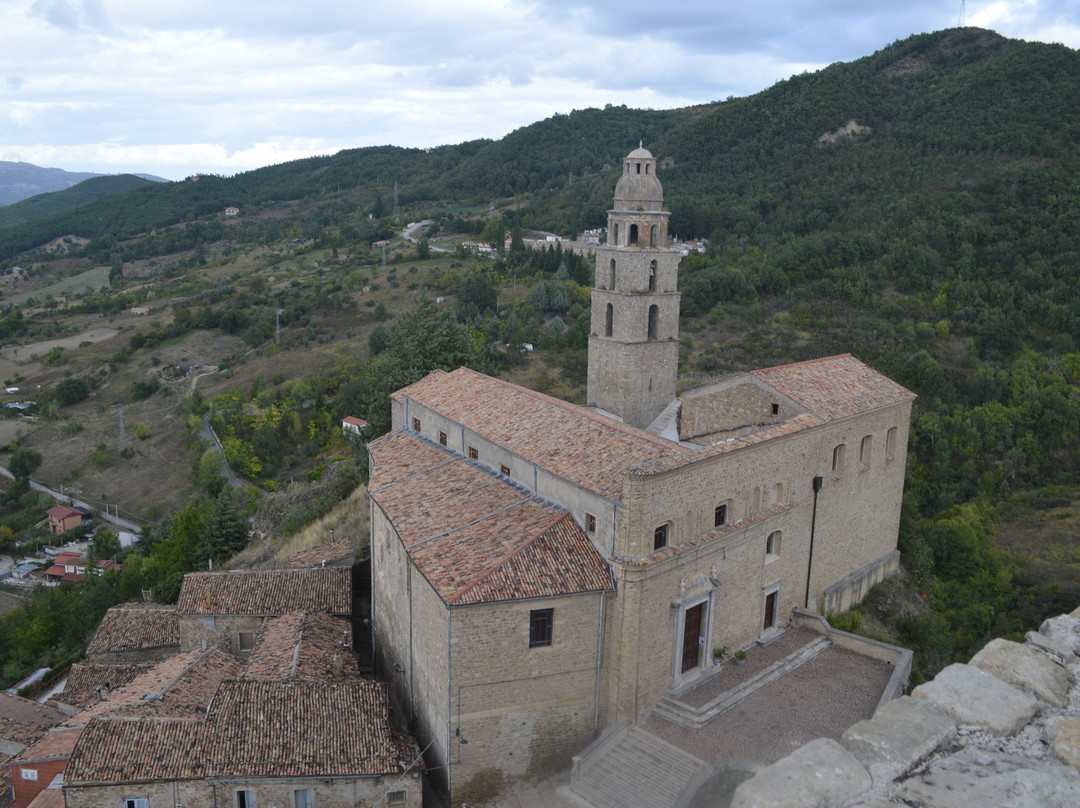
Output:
[{"xmin": 2, "ymin": 27, "xmax": 1079, "ymax": 686}]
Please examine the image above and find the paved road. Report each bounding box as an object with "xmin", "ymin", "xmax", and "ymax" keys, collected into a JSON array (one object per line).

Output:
[
  {"xmin": 198, "ymin": 415, "xmax": 246, "ymax": 490},
  {"xmin": 0, "ymin": 465, "xmax": 144, "ymax": 532}
]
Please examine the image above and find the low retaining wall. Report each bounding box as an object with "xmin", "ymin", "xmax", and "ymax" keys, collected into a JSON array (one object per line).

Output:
[{"xmin": 732, "ymin": 606, "xmax": 1080, "ymax": 807}]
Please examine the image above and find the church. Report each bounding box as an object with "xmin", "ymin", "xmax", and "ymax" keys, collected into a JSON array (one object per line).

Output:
[{"xmin": 366, "ymin": 147, "xmax": 915, "ymax": 805}]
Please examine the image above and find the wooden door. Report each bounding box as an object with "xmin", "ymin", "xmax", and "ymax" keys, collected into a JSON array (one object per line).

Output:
[
  {"xmin": 764, "ymin": 591, "xmax": 777, "ymax": 631},
  {"xmin": 681, "ymin": 603, "xmax": 703, "ymax": 673}
]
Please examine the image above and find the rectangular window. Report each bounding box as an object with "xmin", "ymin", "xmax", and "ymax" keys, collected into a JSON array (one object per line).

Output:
[
  {"xmin": 529, "ymin": 608, "xmax": 553, "ymax": 648},
  {"xmin": 771, "ymin": 402, "xmax": 779, "ymax": 415},
  {"xmin": 653, "ymin": 524, "xmax": 668, "ymax": 550},
  {"xmin": 467, "ymin": 446, "xmax": 478, "ymax": 460},
  {"xmin": 585, "ymin": 513, "xmax": 596, "ymax": 533},
  {"xmin": 500, "ymin": 464, "xmax": 510, "ymax": 476},
  {"xmin": 21, "ymin": 769, "xmax": 38, "ymax": 782},
  {"xmin": 411, "ymin": 417, "xmax": 421, "ymax": 432},
  {"xmin": 293, "ymin": 789, "xmax": 313, "ymax": 808},
  {"xmin": 123, "ymin": 799, "xmax": 148, "ymax": 808},
  {"xmin": 439, "ymin": 431, "xmax": 447, "ymax": 446},
  {"xmin": 860, "ymin": 435, "xmax": 873, "ymax": 468},
  {"xmin": 238, "ymin": 632, "xmax": 255, "ymax": 652},
  {"xmin": 236, "ymin": 792, "xmax": 256, "ymax": 808},
  {"xmin": 386, "ymin": 792, "xmax": 406, "ymax": 807},
  {"xmin": 714, "ymin": 504, "xmax": 727, "ymax": 527}
]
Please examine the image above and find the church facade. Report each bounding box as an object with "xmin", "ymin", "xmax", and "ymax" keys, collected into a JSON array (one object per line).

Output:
[{"xmin": 367, "ymin": 148, "xmax": 915, "ymax": 806}]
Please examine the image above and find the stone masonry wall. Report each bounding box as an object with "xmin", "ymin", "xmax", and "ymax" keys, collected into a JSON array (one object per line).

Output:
[
  {"xmin": 731, "ymin": 606, "xmax": 1080, "ymax": 807},
  {"xmin": 678, "ymin": 380, "xmax": 790, "ymax": 442}
]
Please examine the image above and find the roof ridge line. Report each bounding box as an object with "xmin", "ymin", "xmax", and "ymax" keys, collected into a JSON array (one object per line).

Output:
[
  {"xmin": 444, "ymin": 510, "xmax": 570, "ymax": 605},
  {"xmin": 453, "ymin": 367, "xmax": 680, "ymax": 449}
]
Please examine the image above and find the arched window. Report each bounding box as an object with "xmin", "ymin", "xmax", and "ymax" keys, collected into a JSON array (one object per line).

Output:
[
  {"xmin": 636, "ymin": 162, "xmax": 641, "ymax": 174},
  {"xmin": 832, "ymin": 444, "xmax": 846, "ymax": 478},
  {"xmin": 608, "ymin": 258, "xmax": 616, "ymax": 289},
  {"xmin": 886, "ymin": 427, "xmax": 898, "ymax": 461},
  {"xmin": 647, "ymin": 305, "xmax": 659, "ymax": 339},
  {"xmin": 650, "ymin": 225, "xmax": 658, "ymax": 248},
  {"xmin": 752, "ymin": 486, "xmax": 761, "ymax": 513},
  {"xmin": 774, "ymin": 483, "xmax": 783, "ymax": 503},
  {"xmin": 612, "ymin": 223, "xmax": 619, "ymax": 246},
  {"xmin": 605, "ymin": 303, "xmax": 613, "ymax": 337},
  {"xmin": 766, "ymin": 531, "xmax": 781, "ymax": 559},
  {"xmin": 860, "ymin": 435, "xmax": 873, "ymax": 469},
  {"xmin": 629, "ymin": 224, "xmax": 639, "ymax": 245},
  {"xmin": 649, "ymin": 260, "xmax": 657, "ymax": 291}
]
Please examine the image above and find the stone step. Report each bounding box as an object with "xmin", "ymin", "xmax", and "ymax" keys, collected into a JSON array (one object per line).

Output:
[
  {"xmin": 565, "ymin": 726, "xmax": 710, "ymax": 808},
  {"xmin": 653, "ymin": 637, "xmax": 832, "ymax": 729}
]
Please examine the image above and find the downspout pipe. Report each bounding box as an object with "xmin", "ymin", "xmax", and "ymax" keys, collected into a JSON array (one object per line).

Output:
[{"xmin": 805, "ymin": 476, "xmax": 823, "ymax": 610}]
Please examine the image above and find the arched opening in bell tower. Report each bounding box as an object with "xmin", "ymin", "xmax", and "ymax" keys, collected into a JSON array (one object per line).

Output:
[
  {"xmin": 650, "ymin": 225, "xmax": 658, "ymax": 248},
  {"xmin": 629, "ymin": 224, "xmax": 639, "ymax": 245},
  {"xmin": 609, "ymin": 258, "xmax": 616, "ymax": 290},
  {"xmin": 612, "ymin": 223, "xmax": 619, "ymax": 246},
  {"xmin": 647, "ymin": 305, "xmax": 659, "ymax": 340},
  {"xmin": 605, "ymin": 303, "xmax": 614, "ymax": 337},
  {"xmin": 649, "ymin": 260, "xmax": 657, "ymax": 291}
]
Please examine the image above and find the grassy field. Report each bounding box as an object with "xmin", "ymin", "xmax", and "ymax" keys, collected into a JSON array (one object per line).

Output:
[{"xmin": 5, "ymin": 265, "xmax": 111, "ymax": 306}]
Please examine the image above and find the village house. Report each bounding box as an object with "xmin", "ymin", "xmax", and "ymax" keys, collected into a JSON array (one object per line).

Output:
[
  {"xmin": 43, "ymin": 553, "xmax": 119, "ymax": 584},
  {"xmin": 45, "ymin": 506, "xmax": 85, "ymax": 535},
  {"xmin": 6, "ymin": 728, "xmax": 81, "ymax": 808},
  {"xmin": 367, "ymin": 147, "xmax": 915, "ymax": 805},
  {"xmin": 341, "ymin": 415, "xmax": 368, "ymax": 438},
  {"xmin": 82, "ymin": 604, "xmax": 180, "ymax": 665},
  {"xmin": 175, "ymin": 566, "xmax": 352, "ymax": 657}
]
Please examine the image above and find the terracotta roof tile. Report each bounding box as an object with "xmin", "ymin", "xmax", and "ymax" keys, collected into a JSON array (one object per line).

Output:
[
  {"xmin": 0, "ymin": 753, "xmax": 12, "ymax": 801},
  {"xmin": 241, "ymin": 611, "xmax": 359, "ymax": 683},
  {"xmin": 25, "ymin": 787, "xmax": 65, "ymax": 808},
  {"xmin": 176, "ymin": 567, "xmax": 351, "ymax": 616},
  {"xmin": 392, "ymin": 368, "xmax": 681, "ymax": 500},
  {"xmin": 752, "ymin": 354, "xmax": 915, "ymax": 420},
  {"xmin": 66, "ymin": 717, "xmax": 205, "ymax": 783},
  {"xmin": 0, "ymin": 693, "xmax": 66, "ymax": 747},
  {"xmin": 65, "ymin": 648, "xmax": 241, "ymax": 727},
  {"xmin": 62, "ymin": 663, "xmax": 156, "ymax": 707},
  {"xmin": 85, "ymin": 603, "xmax": 179, "ymax": 655},
  {"xmin": 66, "ymin": 681, "xmax": 414, "ymax": 784},
  {"xmin": 370, "ymin": 432, "xmax": 613, "ymax": 605},
  {"xmin": 12, "ymin": 727, "xmax": 82, "ymax": 763},
  {"xmin": 287, "ymin": 536, "xmax": 355, "ymax": 568}
]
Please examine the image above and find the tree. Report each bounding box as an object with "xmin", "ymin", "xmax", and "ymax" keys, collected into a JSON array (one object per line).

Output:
[
  {"xmin": 89, "ymin": 529, "xmax": 121, "ymax": 563},
  {"xmin": 198, "ymin": 490, "xmax": 249, "ymax": 564},
  {"xmin": 9, "ymin": 448, "xmax": 41, "ymax": 482},
  {"xmin": 54, "ymin": 377, "xmax": 90, "ymax": 406}
]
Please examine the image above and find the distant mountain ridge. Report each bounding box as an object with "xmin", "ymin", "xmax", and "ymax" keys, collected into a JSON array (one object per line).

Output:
[{"xmin": 0, "ymin": 160, "xmax": 165, "ymax": 206}]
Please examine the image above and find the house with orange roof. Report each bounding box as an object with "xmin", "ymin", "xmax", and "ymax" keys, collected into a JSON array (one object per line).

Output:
[
  {"xmin": 45, "ymin": 505, "xmax": 85, "ymax": 535},
  {"xmin": 367, "ymin": 147, "xmax": 916, "ymax": 806}
]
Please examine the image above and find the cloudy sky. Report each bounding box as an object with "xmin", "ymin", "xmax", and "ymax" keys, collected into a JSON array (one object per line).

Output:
[{"xmin": 2, "ymin": 0, "xmax": 1078, "ymax": 181}]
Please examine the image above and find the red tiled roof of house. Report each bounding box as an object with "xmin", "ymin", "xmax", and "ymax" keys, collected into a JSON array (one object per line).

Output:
[
  {"xmin": 46, "ymin": 505, "xmax": 82, "ymax": 521},
  {"xmin": 203, "ymin": 680, "xmax": 412, "ymax": 778},
  {"xmin": 176, "ymin": 566, "xmax": 351, "ymax": 616},
  {"xmin": 66, "ymin": 717, "xmax": 205, "ymax": 783},
  {"xmin": 752, "ymin": 354, "xmax": 916, "ymax": 421},
  {"xmin": 342, "ymin": 415, "xmax": 367, "ymax": 428},
  {"xmin": 0, "ymin": 693, "xmax": 66, "ymax": 747},
  {"xmin": 25, "ymin": 786, "xmax": 65, "ymax": 808},
  {"xmin": 391, "ymin": 367, "xmax": 681, "ymax": 500},
  {"xmin": 287, "ymin": 536, "xmax": 355, "ymax": 568},
  {"xmin": 85, "ymin": 603, "xmax": 179, "ymax": 655},
  {"xmin": 241, "ymin": 611, "xmax": 359, "ymax": 683},
  {"xmin": 62, "ymin": 663, "xmax": 157, "ymax": 706},
  {"xmin": 66, "ymin": 681, "xmax": 414, "ymax": 784},
  {"xmin": 369, "ymin": 432, "xmax": 613, "ymax": 606},
  {"xmin": 12, "ymin": 727, "xmax": 82, "ymax": 763},
  {"xmin": 65, "ymin": 648, "xmax": 241, "ymax": 727}
]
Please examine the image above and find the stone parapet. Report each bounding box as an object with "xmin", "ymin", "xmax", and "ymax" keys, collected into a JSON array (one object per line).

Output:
[{"xmin": 731, "ymin": 604, "xmax": 1080, "ymax": 808}]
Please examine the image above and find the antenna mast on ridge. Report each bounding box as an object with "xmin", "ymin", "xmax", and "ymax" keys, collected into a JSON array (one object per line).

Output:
[{"xmin": 958, "ymin": 0, "xmax": 966, "ymax": 27}]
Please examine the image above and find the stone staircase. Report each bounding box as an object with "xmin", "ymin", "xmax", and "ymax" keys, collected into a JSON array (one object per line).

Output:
[
  {"xmin": 562, "ymin": 724, "xmax": 711, "ymax": 808},
  {"xmin": 653, "ymin": 636, "xmax": 832, "ymax": 729}
]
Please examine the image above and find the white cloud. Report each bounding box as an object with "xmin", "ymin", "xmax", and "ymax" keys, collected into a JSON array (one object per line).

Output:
[{"xmin": 1, "ymin": 0, "xmax": 1076, "ymax": 180}]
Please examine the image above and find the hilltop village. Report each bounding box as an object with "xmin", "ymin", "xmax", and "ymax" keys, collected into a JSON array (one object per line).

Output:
[{"xmin": 0, "ymin": 149, "xmax": 926, "ymax": 808}]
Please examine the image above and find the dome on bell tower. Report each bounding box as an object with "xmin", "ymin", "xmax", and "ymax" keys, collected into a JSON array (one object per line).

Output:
[{"xmin": 613, "ymin": 146, "xmax": 663, "ymax": 212}]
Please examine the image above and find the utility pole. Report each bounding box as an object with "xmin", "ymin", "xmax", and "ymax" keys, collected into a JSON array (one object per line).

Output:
[{"xmin": 119, "ymin": 409, "xmax": 125, "ymax": 451}]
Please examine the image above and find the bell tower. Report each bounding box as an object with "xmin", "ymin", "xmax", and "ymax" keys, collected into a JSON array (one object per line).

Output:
[{"xmin": 587, "ymin": 146, "xmax": 681, "ymax": 429}]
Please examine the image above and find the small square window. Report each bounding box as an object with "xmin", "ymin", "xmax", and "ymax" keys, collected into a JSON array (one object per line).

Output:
[
  {"xmin": 238, "ymin": 631, "xmax": 255, "ymax": 652},
  {"xmin": 771, "ymin": 402, "xmax": 779, "ymax": 415},
  {"xmin": 468, "ymin": 446, "xmax": 478, "ymax": 460},
  {"xmin": 585, "ymin": 513, "xmax": 596, "ymax": 533},
  {"xmin": 529, "ymin": 608, "xmax": 553, "ymax": 648},
  {"xmin": 714, "ymin": 504, "xmax": 727, "ymax": 527},
  {"xmin": 236, "ymin": 791, "xmax": 256, "ymax": 808},
  {"xmin": 386, "ymin": 792, "xmax": 406, "ymax": 807},
  {"xmin": 439, "ymin": 431, "xmax": 447, "ymax": 446},
  {"xmin": 21, "ymin": 769, "xmax": 38, "ymax": 782},
  {"xmin": 412, "ymin": 417, "xmax": 421, "ymax": 432},
  {"xmin": 653, "ymin": 524, "xmax": 668, "ymax": 550},
  {"xmin": 500, "ymin": 464, "xmax": 510, "ymax": 476}
]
